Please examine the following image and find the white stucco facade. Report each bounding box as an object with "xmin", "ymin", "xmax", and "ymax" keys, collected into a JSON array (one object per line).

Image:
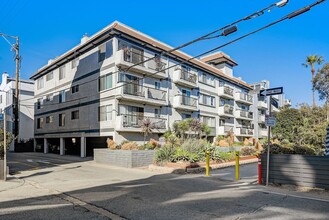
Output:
[
  {"xmin": 31, "ymin": 21, "xmax": 268, "ymax": 157},
  {"xmin": 0, "ymin": 72, "xmax": 35, "ymax": 151}
]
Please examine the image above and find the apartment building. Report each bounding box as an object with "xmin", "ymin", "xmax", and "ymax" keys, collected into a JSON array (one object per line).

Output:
[
  {"xmin": 251, "ymin": 80, "xmax": 291, "ymax": 141},
  {"xmin": 30, "ymin": 21, "xmax": 256, "ymax": 157},
  {"xmin": 0, "ymin": 72, "xmax": 34, "ymax": 151}
]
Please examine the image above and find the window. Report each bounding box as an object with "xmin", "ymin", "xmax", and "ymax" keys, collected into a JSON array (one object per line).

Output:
[
  {"xmin": 59, "ymin": 65, "xmax": 66, "ymax": 80},
  {"xmin": 105, "ymin": 40, "xmax": 113, "ymax": 58},
  {"xmin": 155, "ymin": 109, "xmax": 161, "ymax": 118},
  {"xmin": 59, "ymin": 90, "xmax": 66, "ymax": 103},
  {"xmin": 71, "ymin": 85, "xmax": 79, "ymax": 94},
  {"xmin": 37, "ymin": 98, "xmax": 43, "ymax": 109},
  {"xmin": 98, "ymin": 44, "xmax": 106, "ymax": 62},
  {"xmin": 46, "ymin": 72, "xmax": 53, "ymax": 81},
  {"xmin": 0, "ymin": 95, "xmax": 2, "ymax": 104},
  {"xmin": 155, "ymin": 81, "xmax": 161, "ymax": 90},
  {"xmin": 46, "ymin": 116, "xmax": 53, "ymax": 124},
  {"xmin": 71, "ymin": 58, "xmax": 79, "ymax": 68},
  {"xmin": 182, "ymin": 113, "xmax": 191, "ymax": 119},
  {"xmin": 45, "ymin": 94, "xmax": 53, "ymax": 102},
  {"xmin": 71, "ymin": 110, "xmax": 79, "ymax": 120},
  {"xmin": 200, "ymin": 115, "xmax": 215, "ymax": 127},
  {"xmin": 37, "ymin": 77, "xmax": 44, "ymax": 89},
  {"xmin": 37, "ymin": 118, "xmax": 43, "ymax": 129},
  {"xmin": 98, "ymin": 105, "xmax": 112, "ymax": 121},
  {"xmin": 59, "ymin": 113, "xmax": 65, "ymax": 127},
  {"xmin": 99, "ymin": 73, "xmax": 113, "ymax": 91},
  {"xmin": 199, "ymin": 93, "xmax": 215, "ymax": 107}
]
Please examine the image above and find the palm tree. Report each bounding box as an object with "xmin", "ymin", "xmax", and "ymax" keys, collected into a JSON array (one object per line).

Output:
[
  {"xmin": 141, "ymin": 118, "xmax": 154, "ymax": 147},
  {"xmin": 302, "ymin": 55, "xmax": 324, "ymax": 108}
]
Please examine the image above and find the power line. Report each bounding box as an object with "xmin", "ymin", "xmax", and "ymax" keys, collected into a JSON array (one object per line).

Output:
[
  {"xmin": 22, "ymin": 0, "xmax": 325, "ymax": 108},
  {"xmin": 21, "ymin": 1, "xmax": 292, "ymax": 104}
]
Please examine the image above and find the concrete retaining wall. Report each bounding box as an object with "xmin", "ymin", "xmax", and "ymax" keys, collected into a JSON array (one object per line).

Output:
[
  {"xmin": 261, "ymin": 154, "xmax": 329, "ymax": 189},
  {"xmin": 94, "ymin": 149, "xmax": 155, "ymax": 168},
  {"xmin": 216, "ymin": 146, "xmax": 246, "ymax": 152}
]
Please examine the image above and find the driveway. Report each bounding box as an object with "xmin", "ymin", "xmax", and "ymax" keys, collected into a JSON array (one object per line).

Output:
[{"xmin": 1, "ymin": 152, "xmax": 328, "ymax": 220}]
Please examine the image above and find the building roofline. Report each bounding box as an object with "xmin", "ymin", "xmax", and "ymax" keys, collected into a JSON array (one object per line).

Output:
[{"xmin": 30, "ymin": 21, "xmax": 251, "ymax": 89}]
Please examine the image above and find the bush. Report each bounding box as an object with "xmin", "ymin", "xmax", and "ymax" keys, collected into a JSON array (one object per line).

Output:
[
  {"xmin": 240, "ymin": 147, "xmax": 258, "ymax": 156},
  {"xmin": 181, "ymin": 139, "xmax": 206, "ymax": 154},
  {"xmin": 219, "ymin": 152, "xmax": 235, "ymax": 161},
  {"xmin": 154, "ymin": 145, "xmax": 176, "ymax": 164},
  {"xmin": 261, "ymin": 144, "xmax": 316, "ymax": 156},
  {"xmin": 120, "ymin": 142, "xmax": 139, "ymax": 150},
  {"xmin": 172, "ymin": 148, "xmax": 190, "ymax": 162},
  {"xmin": 106, "ymin": 138, "xmax": 116, "ymax": 150}
]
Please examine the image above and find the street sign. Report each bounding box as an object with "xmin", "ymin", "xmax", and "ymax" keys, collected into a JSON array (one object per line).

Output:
[
  {"xmin": 265, "ymin": 115, "xmax": 276, "ymax": 127},
  {"xmin": 270, "ymin": 97, "xmax": 279, "ymax": 108},
  {"xmin": 0, "ymin": 113, "xmax": 3, "ymax": 121},
  {"xmin": 260, "ymin": 87, "xmax": 283, "ymax": 97}
]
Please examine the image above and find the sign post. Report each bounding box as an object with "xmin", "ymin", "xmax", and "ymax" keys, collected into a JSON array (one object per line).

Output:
[
  {"xmin": 259, "ymin": 87, "xmax": 283, "ymax": 186},
  {"xmin": 0, "ymin": 112, "xmax": 6, "ymax": 181}
]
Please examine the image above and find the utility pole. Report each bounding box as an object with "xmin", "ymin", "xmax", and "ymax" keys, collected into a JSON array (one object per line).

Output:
[
  {"xmin": 14, "ymin": 37, "xmax": 20, "ymax": 147},
  {"xmin": 0, "ymin": 33, "xmax": 20, "ymax": 148}
]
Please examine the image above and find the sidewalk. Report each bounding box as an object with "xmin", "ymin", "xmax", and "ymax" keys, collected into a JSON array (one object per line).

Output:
[{"xmin": 0, "ymin": 176, "xmax": 24, "ymax": 192}]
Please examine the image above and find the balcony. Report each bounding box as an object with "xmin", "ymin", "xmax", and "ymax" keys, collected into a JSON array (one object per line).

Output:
[
  {"xmin": 235, "ymin": 92, "xmax": 253, "ymax": 105},
  {"xmin": 115, "ymin": 49, "xmax": 167, "ymax": 79},
  {"xmin": 116, "ymin": 114, "xmax": 167, "ymax": 133},
  {"xmin": 218, "ymin": 86, "xmax": 234, "ymax": 99},
  {"xmin": 173, "ymin": 95, "xmax": 198, "ymax": 111},
  {"xmin": 218, "ymin": 125, "xmax": 234, "ymax": 135},
  {"xmin": 259, "ymin": 128, "xmax": 268, "ymax": 138},
  {"xmin": 257, "ymin": 101, "xmax": 268, "ymax": 109},
  {"xmin": 235, "ymin": 109, "xmax": 253, "ymax": 121},
  {"xmin": 258, "ymin": 114, "xmax": 265, "ymax": 123},
  {"xmin": 173, "ymin": 68, "xmax": 198, "ymax": 88},
  {"xmin": 235, "ymin": 127, "xmax": 254, "ymax": 137},
  {"xmin": 218, "ymin": 105, "xmax": 234, "ymax": 117},
  {"xmin": 116, "ymin": 84, "xmax": 167, "ymax": 106}
]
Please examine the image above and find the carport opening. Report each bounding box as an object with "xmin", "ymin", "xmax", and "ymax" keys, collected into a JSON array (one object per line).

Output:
[
  {"xmin": 65, "ymin": 137, "xmax": 81, "ymax": 156},
  {"xmin": 86, "ymin": 137, "xmax": 109, "ymax": 157},
  {"xmin": 48, "ymin": 138, "xmax": 60, "ymax": 154},
  {"xmin": 35, "ymin": 138, "xmax": 44, "ymax": 152}
]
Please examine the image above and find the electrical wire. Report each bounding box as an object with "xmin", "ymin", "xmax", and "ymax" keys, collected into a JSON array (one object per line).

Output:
[{"xmin": 19, "ymin": 0, "xmax": 326, "ymax": 108}]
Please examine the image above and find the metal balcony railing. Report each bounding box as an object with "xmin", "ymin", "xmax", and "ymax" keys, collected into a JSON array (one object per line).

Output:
[
  {"xmin": 122, "ymin": 84, "xmax": 145, "ymax": 97},
  {"xmin": 180, "ymin": 69, "xmax": 197, "ymax": 84},
  {"xmin": 121, "ymin": 49, "xmax": 166, "ymax": 72},
  {"xmin": 223, "ymin": 105, "xmax": 234, "ymax": 115},
  {"xmin": 239, "ymin": 93, "xmax": 253, "ymax": 102},
  {"xmin": 239, "ymin": 110, "xmax": 253, "ymax": 119},
  {"xmin": 223, "ymin": 86, "xmax": 234, "ymax": 96},
  {"xmin": 181, "ymin": 95, "xmax": 198, "ymax": 107},
  {"xmin": 121, "ymin": 114, "xmax": 166, "ymax": 129}
]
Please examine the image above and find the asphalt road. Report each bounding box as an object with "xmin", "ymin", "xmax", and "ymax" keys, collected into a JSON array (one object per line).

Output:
[{"xmin": 1, "ymin": 152, "xmax": 329, "ymax": 220}]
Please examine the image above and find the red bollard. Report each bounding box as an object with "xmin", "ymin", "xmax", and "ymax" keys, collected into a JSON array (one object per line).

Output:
[{"xmin": 258, "ymin": 155, "xmax": 262, "ymax": 185}]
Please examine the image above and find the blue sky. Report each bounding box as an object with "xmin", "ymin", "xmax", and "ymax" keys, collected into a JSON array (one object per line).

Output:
[{"xmin": 0, "ymin": 0, "xmax": 328, "ymax": 106}]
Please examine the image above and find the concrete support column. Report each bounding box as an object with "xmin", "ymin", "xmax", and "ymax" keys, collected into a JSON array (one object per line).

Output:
[
  {"xmin": 60, "ymin": 138, "xmax": 65, "ymax": 156},
  {"xmin": 33, "ymin": 139, "xmax": 37, "ymax": 152},
  {"xmin": 80, "ymin": 136, "xmax": 86, "ymax": 158},
  {"xmin": 44, "ymin": 138, "xmax": 48, "ymax": 154}
]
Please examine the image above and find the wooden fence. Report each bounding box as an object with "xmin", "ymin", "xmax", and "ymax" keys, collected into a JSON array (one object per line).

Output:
[{"xmin": 261, "ymin": 154, "xmax": 329, "ymax": 189}]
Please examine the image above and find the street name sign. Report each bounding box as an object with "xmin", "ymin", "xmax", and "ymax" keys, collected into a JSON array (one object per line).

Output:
[
  {"xmin": 260, "ymin": 87, "xmax": 283, "ymax": 97},
  {"xmin": 265, "ymin": 115, "xmax": 276, "ymax": 127}
]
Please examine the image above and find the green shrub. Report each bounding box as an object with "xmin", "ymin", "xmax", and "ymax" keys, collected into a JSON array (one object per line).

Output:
[
  {"xmin": 210, "ymin": 149, "xmax": 222, "ymax": 162},
  {"xmin": 173, "ymin": 147, "xmax": 190, "ymax": 162},
  {"xmin": 181, "ymin": 139, "xmax": 206, "ymax": 154},
  {"xmin": 240, "ymin": 147, "xmax": 258, "ymax": 156},
  {"xmin": 261, "ymin": 144, "xmax": 316, "ymax": 155},
  {"xmin": 154, "ymin": 145, "xmax": 176, "ymax": 164},
  {"xmin": 219, "ymin": 152, "xmax": 235, "ymax": 161}
]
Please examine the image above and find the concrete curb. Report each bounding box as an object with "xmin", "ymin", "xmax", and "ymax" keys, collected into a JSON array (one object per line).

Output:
[{"xmin": 149, "ymin": 158, "xmax": 258, "ymax": 174}]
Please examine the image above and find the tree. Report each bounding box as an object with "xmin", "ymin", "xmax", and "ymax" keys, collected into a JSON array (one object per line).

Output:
[
  {"xmin": 302, "ymin": 54, "xmax": 324, "ymax": 108},
  {"xmin": 313, "ymin": 63, "xmax": 329, "ymax": 121},
  {"xmin": 0, "ymin": 129, "xmax": 14, "ymax": 159},
  {"xmin": 272, "ymin": 107, "xmax": 303, "ymax": 143},
  {"xmin": 141, "ymin": 118, "xmax": 154, "ymax": 147}
]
